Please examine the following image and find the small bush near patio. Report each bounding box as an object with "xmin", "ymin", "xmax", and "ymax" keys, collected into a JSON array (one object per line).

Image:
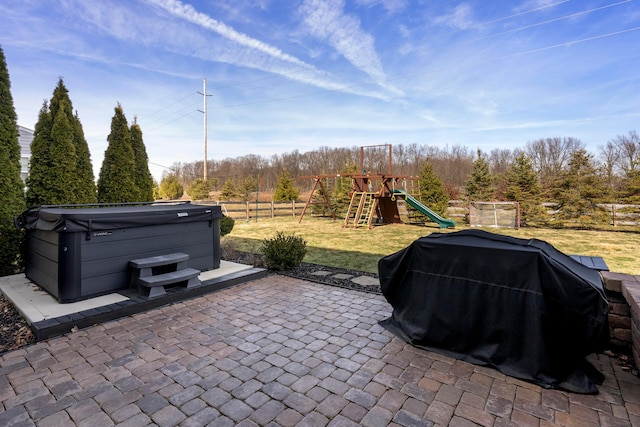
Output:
[
  {"xmin": 220, "ymin": 215, "xmax": 235, "ymax": 236},
  {"xmin": 261, "ymin": 231, "xmax": 307, "ymax": 270}
]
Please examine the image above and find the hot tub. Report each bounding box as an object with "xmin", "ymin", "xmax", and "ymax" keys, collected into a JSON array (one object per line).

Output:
[{"xmin": 17, "ymin": 203, "xmax": 221, "ymax": 303}]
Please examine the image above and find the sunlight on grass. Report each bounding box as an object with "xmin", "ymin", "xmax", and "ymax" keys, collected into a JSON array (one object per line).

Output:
[{"xmin": 223, "ymin": 216, "xmax": 640, "ymax": 275}]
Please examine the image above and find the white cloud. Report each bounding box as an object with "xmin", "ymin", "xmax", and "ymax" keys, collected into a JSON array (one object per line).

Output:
[
  {"xmin": 142, "ymin": 0, "xmax": 402, "ymax": 99},
  {"xmin": 145, "ymin": 0, "xmax": 315, "ymax": 69},
  {"xmin": 41, "ymin": 0, "xmax": 396, "ymax": 101},
  {"xmin": 298, "ymin": 0, "xmax": 403, "ymax": 95},
  {"xmin": 432, "ymin": 3, "xmax": 475, "ymax": 30},
  {"xmin": 417, "ymin": 110, "xmax": 441, "ymax": 125},
  {"xmin": 353, "ymin": 0, "xmax": 408, "ymax": 14}
]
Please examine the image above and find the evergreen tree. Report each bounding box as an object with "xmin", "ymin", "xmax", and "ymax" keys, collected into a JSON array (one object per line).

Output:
[
  {"xmin": 417, "ymin": 161, "xmax": 449, "ymax": 217},
  {"xmin": 159, "ymin": 174, "xmax": 184, "ymax": 200},
  {"xmin": 26, "ymin": 79, "xmax": 96, "ymax": 206},
  {"xmin": 25, "ymin": 102, "xmax": 53, "ymax": 206},
  {"xmin": 208, "ymin": 177, "xmax": 219, "ymax": 189},
  {"xmin": 72, "ymin": 111, "xmax": 97, "ymax": 203},
  {"xmin": 464, "ymin": 149, "xmax": 494, "ymax": 201},
  {"xmin": 47, "ymin": 97, "xmax": 77, "ymax": 204},
  {"xmin": 0, "ymin": 44, "xmax": 25, "ymax": 275},
  {"xmin": 331, "ymin": 160, "xmax": 358, "ymax": 216},
  {"xmin": 505, "ymin": 152, "xmax": 546, "ymax": 226},
  {"xmin": 310, "ymin": 178, "xmax": 333, "ymax": 216},
  {"xmin": 622, "ymin": 167, "xmax": 640, "ymax": 203},
  {"xmin": 130, "ymin": 118, "xmax": 154, "ymax": 202},
  {"xmin": 219, "ymin": 179, "xmax": 237, "ymax": 201},
  {"xmin": 98, "ymin": 104, "xmax": 137, "ymax": 203},
  {"xmin": 152, "ymin": 179, "xmax": 160, "ymax": 200},
  {"xmin": 238, "ymin": 175, "xmax": 257, "ymax": 202},
  {"xmin": 187, "ymin": 178, "xmax": 212, "ymax": 200},
  {"xmin": 552, "ymin": 149, "xmax": 610, "ymax": 225},
  {"xmin": 49, "ymin": 79, "xmax": 96, "ymax": 204},
  {"xmin": 273, "ymin": 170, "xmax": 299, "ymax": 201}
]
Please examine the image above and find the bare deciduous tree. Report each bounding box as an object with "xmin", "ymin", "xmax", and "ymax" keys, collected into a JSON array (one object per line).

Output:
[
  {"xmin": 525, "ymin": 137, "xmax": 584, "ymax": 187},
  {"xmin": 610, "ymin": 130, "xmax": 640, "ymax": 174},
  {"xmin": 598, "ymin": 140, "xmax": 621, "ymax": 191}
]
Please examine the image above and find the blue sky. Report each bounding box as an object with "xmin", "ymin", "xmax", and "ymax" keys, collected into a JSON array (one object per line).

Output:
[{"xmin": 2, "ymin": 0, "xmax": 640, "ymax": 180}]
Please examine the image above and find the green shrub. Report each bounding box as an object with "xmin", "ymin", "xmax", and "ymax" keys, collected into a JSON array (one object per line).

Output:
[
  {"xmin": 220, "ymin": 215, "xmax": 235, "ymax": 236},
  {"xmin": 0, "ymin": 226, "xmax": 23, "ymax": 276},
  {"xmin": 261, "ymin": 231, "xmax": 307, "ymax": 270}
]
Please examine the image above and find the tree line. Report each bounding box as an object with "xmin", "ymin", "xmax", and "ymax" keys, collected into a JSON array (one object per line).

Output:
[{"xmin": 165, "ymin": 133, "xmax": 640, "ymax": 205}]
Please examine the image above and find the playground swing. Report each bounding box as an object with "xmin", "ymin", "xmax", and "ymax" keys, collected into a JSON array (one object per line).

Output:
[{"xmin": 298, "ymin": 144, "xmax": 455, "ymax": 229}]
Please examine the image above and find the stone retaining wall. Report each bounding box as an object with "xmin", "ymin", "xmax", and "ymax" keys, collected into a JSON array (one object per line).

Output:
[{"xmin": 602, "ymin": 271, "xmax": 640, "ymax": 369}]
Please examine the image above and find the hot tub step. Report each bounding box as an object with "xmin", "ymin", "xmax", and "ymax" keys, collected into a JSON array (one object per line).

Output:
[
  {"xmin": 137, "ymin": 268, "xmax": 201, "ymax": 298},
  {"xmin": 129, "ymin": 252, "xmax": 201, "ymax": 298},
  {"xmin": 129, "ymin": 253, "xmax": 190, "ymax": 269}
]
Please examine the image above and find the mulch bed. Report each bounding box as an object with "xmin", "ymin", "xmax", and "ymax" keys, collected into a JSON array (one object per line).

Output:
[
  {"xmin": 228, "ymin": 250, "xmax": 381, "ymax": 293},
  {"xmin": 0, "ymin": 293, "xmax": 36, "ymax": 354}
]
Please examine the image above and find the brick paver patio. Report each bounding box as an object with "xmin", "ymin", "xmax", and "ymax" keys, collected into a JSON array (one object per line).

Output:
[{"xmin": 1, "ymin": 275, "xmax": 639, "ymax": 426}]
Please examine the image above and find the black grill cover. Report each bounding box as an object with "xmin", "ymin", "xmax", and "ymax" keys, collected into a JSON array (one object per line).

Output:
[{"xmin": 378, "ymin": 229, "xmax": 609, "ymax": 394}]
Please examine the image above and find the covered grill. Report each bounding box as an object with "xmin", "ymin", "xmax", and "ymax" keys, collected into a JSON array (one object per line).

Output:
[{"xmin": 378, "ymin": 229, "xmax": 609, "ymax": 393}]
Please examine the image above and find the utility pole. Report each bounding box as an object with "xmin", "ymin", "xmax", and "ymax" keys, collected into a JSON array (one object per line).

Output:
[{"xmin": 197, "ymin": 79, "xmax": 212, "ymax": 181}]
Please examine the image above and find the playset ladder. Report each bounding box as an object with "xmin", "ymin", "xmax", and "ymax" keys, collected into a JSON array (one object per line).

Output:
[{"xmin": 344, "ymin": 192, "xmax": 377, "ymax": 228}]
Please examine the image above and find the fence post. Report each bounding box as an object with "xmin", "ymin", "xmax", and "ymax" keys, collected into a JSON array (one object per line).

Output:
[
  {"xmin": 292, "ymin": 200, "xmax": 295, "ymax": 217},
  {"xmin": 246, "ymin": 201, "xmax": 249, "ymax": 222},
  {"xmin": 612, "ymin": 204, "xmax": 616, "ymax": 227}
]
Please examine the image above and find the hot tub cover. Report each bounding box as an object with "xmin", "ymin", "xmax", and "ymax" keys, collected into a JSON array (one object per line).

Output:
[
  {"xmin": 378, "ymin": 229, "xmax": 609, "ymax": 394},
  {"xmin": 17, "ymin": 203, "xmax": 220, "ymax": 233}
]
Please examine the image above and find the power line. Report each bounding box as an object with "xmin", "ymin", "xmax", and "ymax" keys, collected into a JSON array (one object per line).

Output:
[
  {"xmin": 142, "ymin": 91, "xmax": 199, "ymax": 118},
  {"xmin": 501, "ymin": 25, "xmax": 640, "ymax": 58},
  {"xmin": 479, "ymin": 0, "xmax": 572, "ymax": 26},
  {"xmin": 143, "ymin": 108, "xmax": 200, "ymax": 134},
  {"xmin": 470, "ymin": 0, "xmax": 632, "ymax": 43},
  {"xmin": 138, "ymin": 98, "xmax": 201, "ymax": 128}
]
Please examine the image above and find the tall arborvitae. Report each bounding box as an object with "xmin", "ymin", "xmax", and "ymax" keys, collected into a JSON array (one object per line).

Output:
[
  {"xmin": 25, "ymin": 78, "xmax": 96, "ymax": 206},
  {"xmin": 0, "ymin": 44, "xmax": 25, "ymax": 275},
  {"xmin": 130, "ymin": 118, "xmax": 154, "ymax": 202},
  {"xmin": 49, "ymin": 80, "xmax": 96, "ymax": 203},
  {"xmin": 72, "ymin": 111, "xmax": 97, "ymax": 203},
  {"xmin": 26, "ymin": 102, "xmax": 53, "ymax": 206},
  {"xmin": 97, "ymin": 104, "xmax": 137, "ymax": 202},
  {"xmin": 47, "ymin": 97, "xmax": 77, "ymax": 204}
]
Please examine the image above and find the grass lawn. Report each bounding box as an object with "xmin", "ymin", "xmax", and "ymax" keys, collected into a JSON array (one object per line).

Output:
[{"xmin": 223, "ymin": 216, "xmax": 640, "ymax": 275}]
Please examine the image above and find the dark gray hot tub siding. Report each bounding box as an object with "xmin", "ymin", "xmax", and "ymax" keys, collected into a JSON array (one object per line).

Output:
[{"xmin": 22, "ymin": 205, "xmax": 221, "ymax": 303}]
